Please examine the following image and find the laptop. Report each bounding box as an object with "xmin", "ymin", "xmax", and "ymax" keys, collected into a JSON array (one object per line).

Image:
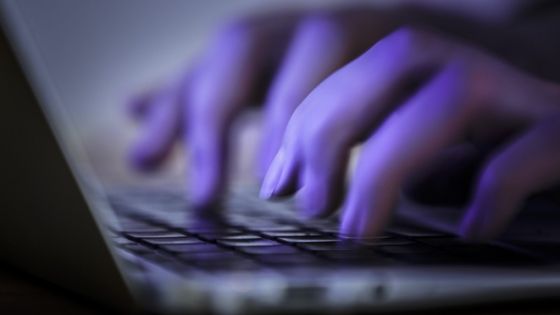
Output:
[{"xmin": 2, "ymin": 0, "xmax": 560, "ymax": 313}]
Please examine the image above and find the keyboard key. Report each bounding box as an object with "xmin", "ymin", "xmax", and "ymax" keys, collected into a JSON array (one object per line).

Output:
[
  {"xmin": 262, "ymin": 231, "xmax": 321, "ymax": 238},
  {"xmin": 250, "ymin": 226, "xmax": 302, "ymax": 232},
  {"xmin": 219, "ymin": 239, "xmax": 281, "ymax": 247},
  {"xmin": 160, "ymin": 243, "xmax": 224, "ymax": 254},
  {"xmin": 184, "ymin": 224, "xmax": 240, "ymax": 232},
  {"xmin": 194, "ymin": 228, "xmax": 244, "ymax": 237},
  {"xmin": 144, "ymin": 237, "xmax": 203, "ymax": 245},
  {"xmin": 125, "ymin": 231, "xmax": 187, "ymax": 238},
  {"xmin": 240, "ymin": 245, "xmax": 300, "ymax": 255},
  {"xmin": 197, "ymin": 231, "xmax": 258, "ymax": 241},
  {"xmin": 278, "ymin": 236, "xmax": 339, "ymax": 243},
  {"xmin": 300, "ymin": 241, "xmax": 362, "ymax": 251},
  {"xmin": 178, "ymin": 251, "xmax": 242, "ymax": 262},
  {"xmin": 216, "ymin": 234, "xmax": 262, "ymax": 241},
  {"xmin": 112, "ymin": 236, "xmax": 136, "ymax": 246},
  {"xmin": 117, "ymin": 219, "xmax": 163, "ymax": 232}
]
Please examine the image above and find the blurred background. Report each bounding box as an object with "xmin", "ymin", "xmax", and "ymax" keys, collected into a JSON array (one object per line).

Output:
[{"xmin": 15, "ymin": 0, "xmax": 395, "ymax": 188}]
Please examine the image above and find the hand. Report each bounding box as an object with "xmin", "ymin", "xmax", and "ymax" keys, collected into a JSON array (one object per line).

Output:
[
  {"xmin": 261, "ymin": 26, "xmax": 560, "ymax": 241},
  {"xmin": 127, "ymin": 8, "xmax": 398, "ymax": 207}
]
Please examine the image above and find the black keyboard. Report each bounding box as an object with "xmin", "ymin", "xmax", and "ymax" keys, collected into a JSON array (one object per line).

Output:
[{"xmin": 107, "ymin": 189, "xmax": 550, "ymax": 275}]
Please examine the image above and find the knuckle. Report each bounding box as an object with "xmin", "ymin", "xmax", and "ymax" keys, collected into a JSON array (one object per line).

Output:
[
  {"xmin": 217, "ymin": 19, "xmax": 255, "ymax": 42},
  {"xmin": 389, "ymin": 25, "xmax": 426, "ymax": 46},
  {"xmin": 449, "ymin": 56, "xmax": 492, "ymax": 106},
  {"xmin": 426, "ymin": 56, "xmax": 489, "ymax": 116},
  {"xmin": 298, "ymin": 13, "xmax": 344, "ymax": 38},
  {"xmin": 210, "ymin": 19, "xmax": 259, "ymax": 54},
  {"xmin": 357, "ymin": 25, "xmax": 441, "ymax": 73},
  {"xmin": 370, "ymin": 25, "xmax": 429, "ymax": 60}
]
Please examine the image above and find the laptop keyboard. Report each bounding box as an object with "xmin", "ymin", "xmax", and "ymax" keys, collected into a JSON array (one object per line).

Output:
[{"xmin": 108, "ymin": 189, "xmax": 550, "ymax": 274}]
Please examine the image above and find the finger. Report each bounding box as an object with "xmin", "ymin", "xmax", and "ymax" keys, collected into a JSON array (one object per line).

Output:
[
  {"xmin": 128, "ymin": 77, "xmax": 186, "ymax": 171},
  {"xmin": 341, "ymin": 51, "xmax": 560, "ymax": 238},
  {"xmin": 186, "ymin": 20, "xmax": 294, "ymax": 206},
  {"xmin": 461, "ymin": 116, "xmax": 560, "ymax": 241},
  {"xmin": 260, "ymin": 12, "xmax": 387, "ymax": 179},
  {"xmin": 260, "ymin": 146, "xmax": 301, "ymax": 199},
  {"xmin": 341, "ymin": 60, "xmax": 481, "ymax": 237},
  {"xmin": 262, "ymin": 27, "xmax": 454, "ymax": 217}
]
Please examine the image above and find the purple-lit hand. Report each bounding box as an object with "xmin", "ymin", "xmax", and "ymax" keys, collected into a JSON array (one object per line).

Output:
[
  {"xmin": 261, "ymin": 27, "xmax": 560, "ymax": 241},
  {"xmin": 127, "ymin": 9, "xmax": 396, "ymax": 206}
]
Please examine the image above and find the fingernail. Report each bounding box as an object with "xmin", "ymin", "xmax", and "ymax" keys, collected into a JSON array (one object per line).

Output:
[{"xmin": 259, "ymin": 149, "xmax": 285, "ymax": 199}]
